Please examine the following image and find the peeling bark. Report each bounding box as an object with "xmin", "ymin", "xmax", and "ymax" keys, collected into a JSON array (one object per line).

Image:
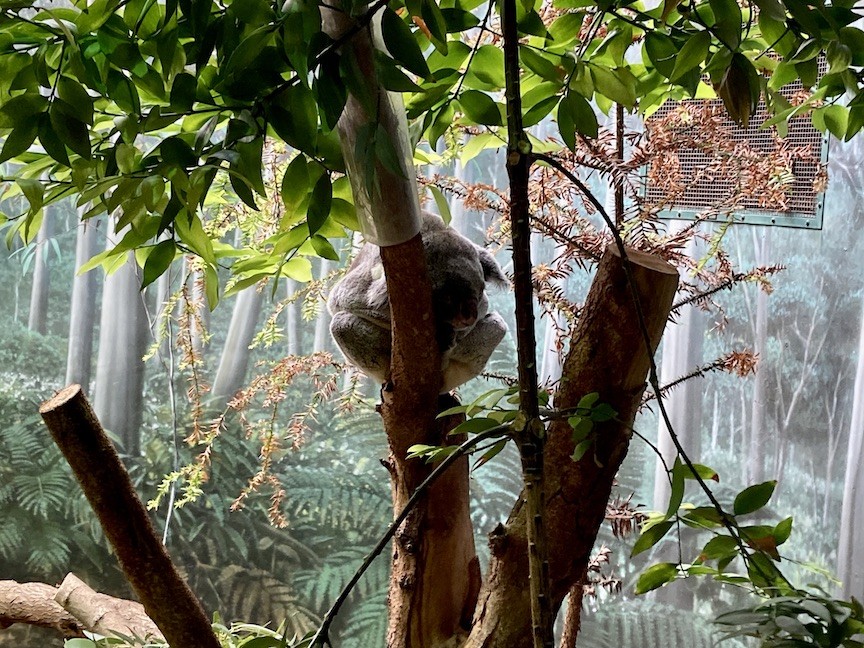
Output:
[{"xmin": 466, "ymin": 246, "xmax": 678, "ymax": 647}]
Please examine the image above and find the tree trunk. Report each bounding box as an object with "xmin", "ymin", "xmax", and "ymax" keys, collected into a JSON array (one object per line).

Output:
[
  {"xmin": 652, "ymin": 287, "xmax": 704, "ymax": 610},
  {"xmin": 322, "ymin": 8, "xmax": 478, "ymax": 646},
  {"xmin": 93, "ymin": 238, "xmax": 149, "ymax": 455},
  {"xmin": 27, "ymin": 208, "xmax": 53, "ymax": 334},
  {"xmin": 313, "ymin": 260, "xmax": 332, "ymax": 353},
  {"xmin": 748, "ymin": 230, "xmax": 771, "ymax": 484},
  {"xmin": 65, "ymin": 217, "xmax": 100, "ymax": 388},
  {"xmin": 837, "ymin": 300, "xmax": 864, "ymax": 600},
  {"xmin": 187, "ymin": 263, "xmax": 210, "ymax": 358},
  {"xmin": 210, "ymin": 286, "xmax": 265, "ymax": 404},
  {"xmin": 286, "ymin": 278, "xmax": 302, "ymax": 356},
  {"xmin": 467, "ymin": 246, "xmax": 678, "ymax": 647}
]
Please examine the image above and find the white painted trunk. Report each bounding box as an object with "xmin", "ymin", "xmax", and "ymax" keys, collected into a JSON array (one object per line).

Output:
[{"xmin": 65, "ymin": 216, "xmax": 100, "ymax": 388}]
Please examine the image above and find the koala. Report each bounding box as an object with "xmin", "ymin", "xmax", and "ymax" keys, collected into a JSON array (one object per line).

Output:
[{"xmin": 328, "ymin": 212, "xmax": 508, "ymax": 392}]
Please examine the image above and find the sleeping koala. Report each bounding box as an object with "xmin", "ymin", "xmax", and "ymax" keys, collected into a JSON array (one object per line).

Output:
[{"xmin": 328, "ymin": 212, "xmax": 508, "ymax": 392}]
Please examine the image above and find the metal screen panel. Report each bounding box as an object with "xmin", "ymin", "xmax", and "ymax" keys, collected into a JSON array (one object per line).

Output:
[{"xmin": 644, "ymin": 93, "xmax": 828, "ymax": 229}]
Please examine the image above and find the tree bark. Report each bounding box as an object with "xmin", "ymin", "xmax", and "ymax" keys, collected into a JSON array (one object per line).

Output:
[
  {"xmin": 65, "ymin": 216, "xmax": 100, "ymax": 388},
  {"xmin": 93, "ymin": 243, "xmax": 149, "ymax": 456},
  {"xmin": 211, "ymin": 285, "xmax": 265, "ymax": 404},
  {"xmin": 466, "ymin": 246, "xmax": 678, "ymax": 647},
  {"xmin": 838, "ymin": 300, "xmax": 864, "ymax": 600},
  {"xmin": 0, "ymin": 580, "xmax": 83, "ymax": 637},
  {"xmin": 322, "ymin": 7, "xmax": 478, "ymax": 646},
  {"xmin": 39, "ymin": 386, "xmax": 219, "ymax": 648},
  {"xmin": 54, "ymin": 574, "xmax": 162, "ymax": 640},
  {"xmin": 27, "ymin": 208, "xmax": 53, "ymax": 334}
]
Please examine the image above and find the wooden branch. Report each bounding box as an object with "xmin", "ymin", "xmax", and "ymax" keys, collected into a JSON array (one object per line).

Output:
[
  {"xmin": 55, "ymin": 574, "xmax": 163, "ymax": 641},
  {"xmin": 0, "ymin": 580, "xmax": 83, "ymax": 636},
  {"xmin": 39, "ymin": 385, "xmax": 220, "ymax": 648},
  {"xmin": 467, "ymin": 245, "xmax": 679, "ymax": 647}
]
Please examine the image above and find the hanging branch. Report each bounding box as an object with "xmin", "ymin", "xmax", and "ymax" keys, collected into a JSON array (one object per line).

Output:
[{"xmin": 502, "ymin": 0, "xmax": 554, "ymax": 644}]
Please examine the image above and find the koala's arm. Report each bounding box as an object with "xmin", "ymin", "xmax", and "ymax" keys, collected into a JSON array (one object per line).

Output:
[
  {"xmin": 442, "ymin": 312, "xmax": 508, "ymax": 392},
  {"xmin": 328, "ymin": 245, "xmax": 393, "ymax": 383}
]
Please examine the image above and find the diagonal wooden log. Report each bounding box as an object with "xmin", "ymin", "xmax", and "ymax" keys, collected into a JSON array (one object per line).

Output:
[
  {"xmin": 467, "ymin": 245, "xmax": 679, "ymax": 647},
  {"xmin": 39, "ymin": 385, "xmax": 220, "ymax": 648}
]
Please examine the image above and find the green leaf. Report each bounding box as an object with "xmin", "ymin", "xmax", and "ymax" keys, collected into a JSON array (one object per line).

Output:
[
  {"xmin": 822, "ymin": 104, "xmax": 849, "ymax": 140},
  {"xmin": 17, "ymin": 178, "xmax": 44, "ymax": 213},
  {"xmin": 0, "ymin": 120, "xmax": 38, "ymax": 164},
  {"xmin": 557, "ymin": 90, "xmax": 598, "ymax": 146},
  {"xmin": 49, "ymin": 101, "xmax": 91, "ymax": 160},
  {"xmin": 523, "ymin": 95, "xmax": 559, "ymax": 127},
  {"xmin": 635, "ymin": 563, "xmax": 678, "ymax": 594},
  {"xmin": 428, "ymin": 184, "xmax": 451, "ymax": 224},
  {"xmin": 441, "ymin": 7, "xmax": 480, "ymax": 32},
  {"xmin": 521, "ymin": 47, "xmax": 562, "ymax": 82},
  {"xmin": 470, "ymin": 45, "xmax": 506, "ymax": 87},
  {"xmin": 421, "ymin": 0, "xmax": 449, "ymax": 53},
  {"xmin": 381, "ymin": 8, "xmax": 430, "ymax": 78},
  {"xmin": 107, "ymin": 69, "xmax": 141, "ymax": 114},
  {"xmin": 310, "ymin": 234, "xmax": 339, "ymax": 261},
  {"xmin": 683, "ymin": 463, "xmax": 720, "ymax": 481},
  {"xmin": 733, "ymin": 480, "xmax": 777, "ymax": 515},
  {"xmin": 142, "ymin": 239, "xmax": 176, "ymax": 288},
  {"xmin": 169, "ymin": 72, "xmax": 197, "ymax": 112},
  {"xmin": 709, "ymin": 0, "xmax": 743, "ymax": 49},
  {"xmin": 281, "ymin": 155, "xmax": 310, "ymax": 219},
  {"xmin": 577, "ymin": 392, "xmax": 599, "ymax": 410},
  {"xmin": 670, "ymin": 31, "xmax": 711, "ymax": 82},
  {"xmin": 307, "ymin": 172, "xmax": 332, "ymax": 235},
  {"xmin": 631, "ymin": 520, "xmax": 674, "ymax": 557},
  {"xmin": 57, "ymin": 77, "xmax": 95, "ymax": 125},
  {"xmin": 459, "ymin": 90, "xmax": 503, "ymax": 126},
  {"xmin": 590, "ymin": 66, "xmax": 636, "ymax": 107},
  {"xmin": 773, "ymin": 516, "xmax": 793, "ymax": 544},
  {"xmin": 665, "ymin": 458, "xmax": 686, "ymax": 519},
  {"xmin": 644, "ymin": 32, "xmax": 677, "ymax": 78},
  {"xmin": 37, "ymin": 116, "xmax": 70, "ymax": 167},
  {"xmin": 0, "ymin": 93, "xmax": 48, "ymax": 128},
  {"xmin": 571, "ymin": 437, "xmax": 594, "ymax": 462},
  {"xmin": 700, "ymin": 535, "xmax": 738, "ymax": 561},
  {"xmin": 716, "ymin": 53, "xmax": 761, "ymax": 126}
]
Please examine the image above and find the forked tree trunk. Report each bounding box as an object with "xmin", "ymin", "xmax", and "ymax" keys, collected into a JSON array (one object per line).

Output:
[{"xmin": 467, "ymin": 246, "xmax": 678, "ymax": 646}]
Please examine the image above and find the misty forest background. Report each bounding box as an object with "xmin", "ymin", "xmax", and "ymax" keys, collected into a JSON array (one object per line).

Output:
[{"xmin": 2, "ymin": 119, "xmax": 864, "ymax": 647}]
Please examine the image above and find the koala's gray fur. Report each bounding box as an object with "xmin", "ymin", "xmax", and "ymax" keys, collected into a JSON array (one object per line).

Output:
[{"xmin": 328, "ymin": 212, "xmax": 508, "ymax": 392}]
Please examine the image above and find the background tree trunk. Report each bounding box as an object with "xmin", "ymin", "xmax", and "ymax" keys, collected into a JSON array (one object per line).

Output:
[
  {"xmin": 211, "ymin": 286, "xmax": 265, "ymax": 404},
  {"xmin": 27, "ymin": 208, "xmax": 53, "ymax": 334},
  {"xmin": 748, "ymin": 230, "xmax": 771, "ymax": 484},
  {"xmin": 652, "ymin": 286, "xmax": 705, "ymax": 609},
  {"xmin": 837, "ymin": 300, "xmax": 864, "ymax": 599},
  {"xmin": 93, "ymin": 232, "xmax": 149, "ymax": 455},
  {"xmin": 65, "ymin": 216, "xmax": 100, "ymax": 388}
]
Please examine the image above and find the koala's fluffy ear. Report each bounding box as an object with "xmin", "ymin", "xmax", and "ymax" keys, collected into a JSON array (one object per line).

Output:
[{"xmin": 478, "ymin": 247, "xmax": 508, "ymax": 287}]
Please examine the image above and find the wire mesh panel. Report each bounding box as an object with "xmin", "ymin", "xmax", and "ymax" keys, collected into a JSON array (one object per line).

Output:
[{"xmin": 644, "ymin": 93, "xmax": 829, "ymax": 229}]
